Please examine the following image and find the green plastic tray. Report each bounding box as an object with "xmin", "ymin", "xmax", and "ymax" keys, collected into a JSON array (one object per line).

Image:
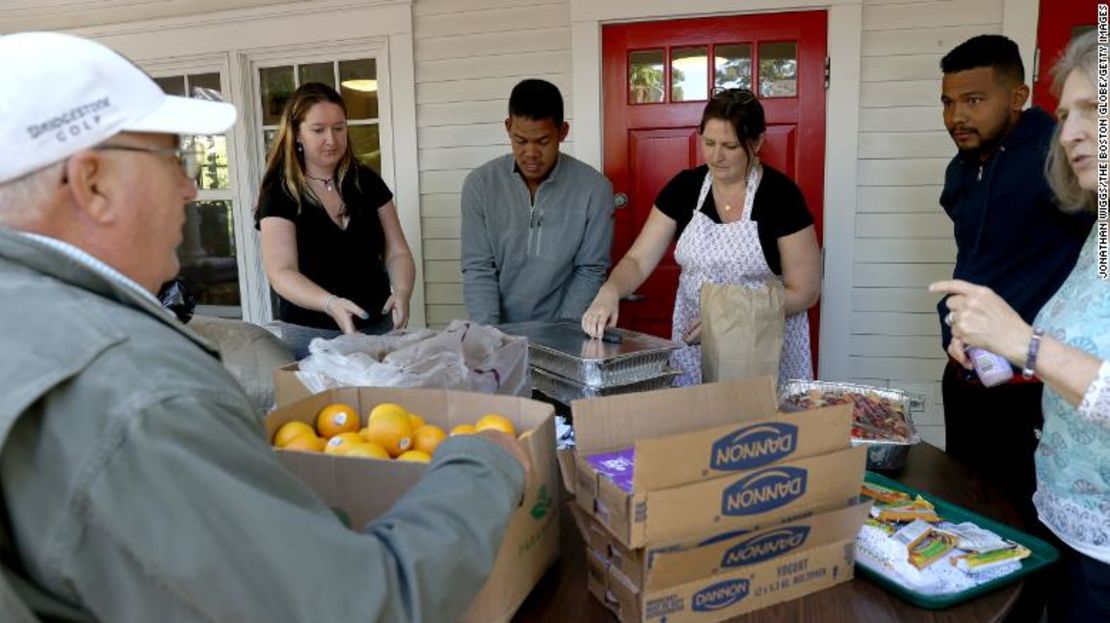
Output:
[{"xmin": 855, "ymin": 471, "xmax": 1060, "ymax": 610}]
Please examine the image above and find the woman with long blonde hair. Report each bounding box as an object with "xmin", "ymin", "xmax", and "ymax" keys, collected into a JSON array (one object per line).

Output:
[{"xmin": 255, "ymin": 82, "xmax": 414, "ymax": 358}]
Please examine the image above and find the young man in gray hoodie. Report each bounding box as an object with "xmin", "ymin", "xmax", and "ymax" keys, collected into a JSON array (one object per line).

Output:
[{"xmin": 461, "ymin": 79, "xmax": 614, "ymax": 325}]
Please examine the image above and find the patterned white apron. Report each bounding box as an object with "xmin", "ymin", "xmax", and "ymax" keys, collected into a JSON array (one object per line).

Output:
[{"xmin": 670, "ymin": 165, "xmax": 813, "ymax": 386}]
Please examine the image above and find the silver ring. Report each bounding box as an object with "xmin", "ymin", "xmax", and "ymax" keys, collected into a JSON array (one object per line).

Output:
[{"xmin": 945, "ymin": 312, "xmax": 955, "ymax": 327}]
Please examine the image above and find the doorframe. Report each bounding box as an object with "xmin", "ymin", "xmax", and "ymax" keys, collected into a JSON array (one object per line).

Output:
[
  {"xmin": 571, "ymin": 0, "xmax": 1038, "ymax": 382},
  {"xmin": 571, "ymin": 0, "xmax": 862, "ymax": 381}
]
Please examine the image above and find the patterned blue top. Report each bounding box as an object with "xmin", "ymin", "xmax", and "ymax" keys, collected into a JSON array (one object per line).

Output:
[{"xmin": 1032, "ymin": 226, "xmax": 1110, "ymax": 563}]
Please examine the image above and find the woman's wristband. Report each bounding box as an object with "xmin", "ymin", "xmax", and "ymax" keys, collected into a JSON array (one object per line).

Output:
[
  {"xmin": 324, "ymin": 294, "xmax": 338, "ymax": 315},
  {"xmin": 1022, "ymin": 327, "xmax": 1044, "ymax": 380}
]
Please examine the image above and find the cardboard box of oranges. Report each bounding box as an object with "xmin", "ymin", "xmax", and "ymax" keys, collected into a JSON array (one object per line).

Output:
[{"xmin": 264, "ymin": 386, "xmax": 560, "ymax": 623}]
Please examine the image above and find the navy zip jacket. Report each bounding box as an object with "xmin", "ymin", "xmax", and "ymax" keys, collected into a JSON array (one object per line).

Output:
[{"xmin": 938, "ymin": 106, "xmax": 1093, "ymax": 350}]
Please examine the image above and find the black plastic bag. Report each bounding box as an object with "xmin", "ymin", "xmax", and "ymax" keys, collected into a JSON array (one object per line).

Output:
[{"xmin": 158, "ymin": 279, "xmax": 197, "ymax": 323}]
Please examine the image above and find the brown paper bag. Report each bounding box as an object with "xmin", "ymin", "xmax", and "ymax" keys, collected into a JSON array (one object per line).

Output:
[{"xmin": 699, "ymin": 280, "xmax": 785, "ymax": 384}]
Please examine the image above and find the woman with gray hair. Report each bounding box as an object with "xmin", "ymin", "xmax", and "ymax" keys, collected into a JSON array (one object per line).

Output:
[{"xmin": 931, "ymin": 30, "xmax": 1108, "ymax": 621}]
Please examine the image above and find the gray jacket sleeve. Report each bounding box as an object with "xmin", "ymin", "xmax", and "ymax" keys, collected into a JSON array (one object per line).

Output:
[
  {"xmin": 461, "ymin": 172, "xmax": 502, "ymax": 325},
  {"xmin": 46, "ymin": 393, "xmax": 524, "ymax": 623},
  {"xmin": 557, "ymin": 174, "xmax": 614, "ymax": 319}
]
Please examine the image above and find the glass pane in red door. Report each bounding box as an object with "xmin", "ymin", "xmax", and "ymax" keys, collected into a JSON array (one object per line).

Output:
[
  {"xmin": 671, "ymin": 46, "xmax": 708, "ymax": 102},
  {"xmin": 629, "ymin": 50, "xmax": 665, "ymax": 104}
]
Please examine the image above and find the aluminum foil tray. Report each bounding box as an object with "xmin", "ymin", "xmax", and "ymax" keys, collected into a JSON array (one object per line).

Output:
[
  {"xmin": 532, "ymin": 366, "xmax": 682, "ymax": 405},
  {"xmin": 498, "ymin": 320, "xmax": 681, "ymax": 388},
  {"xmin": 778, "ymin": 379, "xmax": 924, "ymax": 472}
]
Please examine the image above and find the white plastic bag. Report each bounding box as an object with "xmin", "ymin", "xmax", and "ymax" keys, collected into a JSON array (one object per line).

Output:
[{"xmin": 295, "ymin": 320, "xmax": 530, "ymax": 396}]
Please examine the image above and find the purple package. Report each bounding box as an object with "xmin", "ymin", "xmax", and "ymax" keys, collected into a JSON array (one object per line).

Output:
[{"xmin": 586, "ymin": 447, "xmax": 636, "ymax": 493}]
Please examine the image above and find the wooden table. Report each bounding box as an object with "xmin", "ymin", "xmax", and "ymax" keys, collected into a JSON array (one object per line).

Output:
[{"xmin": 513, "ymin": 443, "xmax": 1026, "ymax": 623}]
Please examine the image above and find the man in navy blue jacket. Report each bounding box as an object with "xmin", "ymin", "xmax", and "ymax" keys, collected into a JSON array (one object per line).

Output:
[{"xmin": 937, "ymin": 33, "xmax": 1091, "ymax": 577}]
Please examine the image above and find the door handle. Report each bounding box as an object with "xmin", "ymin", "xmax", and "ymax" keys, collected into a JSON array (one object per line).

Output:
[
  {"xmin": 614, "ymin": 192, "xmax": 628, "ymax": 209},
  {"xmin": 622, "ymin": 293, "xmax": 646, "ymax": 302}
]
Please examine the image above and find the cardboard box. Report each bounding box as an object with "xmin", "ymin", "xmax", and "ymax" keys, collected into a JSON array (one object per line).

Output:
[
  {"xmin": 569, "ymin": 376, "xmax": 863, "ymax": 548},
  {"xmin": 273, "ymin": 362, "xmax": 310, "ymax": 407},
  {"xmin": 585, "ymin": 501, "xmax": 871, "ymax": 592},
  {"xmin": 586, "ymin": 503, "xmax": 869, "ymax": 622},
  {"xmin": 265, "ymin": 387, "xmax": 560, "ymax": 623}
]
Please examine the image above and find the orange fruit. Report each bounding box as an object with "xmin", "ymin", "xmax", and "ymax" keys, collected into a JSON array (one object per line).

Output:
[
  {"xmin": 397, "ymin": 450, "xmax": 432, "ymax": 463},
  {"xmin": 343, "ymin": 442, "xmax": 390, "ymax": 460},
  {"xmin": 368, "ymin": 402, "xmax": 409, "ymax": 425},
  {"xmin": 316, "ymin": 403, "xmax": 360, "ymax": 439},
  {"xmin": 408, "ymin": 412, "xmax": 426, "ymax": 429},
  {"xmin": 283, "ymin": 433, "xmax": 325, "ymax": 453},
  {"xmin": 274, "ymin": 421, "xmax": 316, "ymax": 447},
  {"xmin": 413, "ymin": 424, "xmax": 447, "ymax": 455},
  {"xmin": 450, "ymin": 424, "xmax": 477, "ymax": 436},
  {"xmin": 324, "ymin": 432, "xmax": 367, "ymax": 455},
  {"xmin": 363, "ymin": 411, "xmax": 414, "ymax": 457},
  {"xmin": 475, "ymin": 414, "xmax": 515, "ymax": 436}
]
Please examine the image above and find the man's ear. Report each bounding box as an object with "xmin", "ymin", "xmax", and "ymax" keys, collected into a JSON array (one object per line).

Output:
[
  {"xmin": 1011, "ymin": 83, "xmax": 1030, "ymax": 111},
  {"xmin": 558, "ymin": 121, "xmax": 570, "ymax": 142},
  {"xmin": 504, "ymin": 117, "xmax": 514, "ymax": 136},
  {"xmin": 65, "ymin": 151, "xmax": 115, "ymax": 225}
]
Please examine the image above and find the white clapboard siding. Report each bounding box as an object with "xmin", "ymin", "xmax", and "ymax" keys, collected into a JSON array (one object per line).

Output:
[
  {"xmin": 417, "ymin": 49, "xmax": 572, "ymax": 83},
  {"xmin": 858, "ymin": 158, "xmax": 949, "ymax": 187},
  {"xmin": 421, "ymin": 216, "xmax": 462, "ymax": 239},
  {"xmin": 854, "ymin": 239, "xmax": 956, "ymax": 263},
  {"xmin": 852, "ymin": 1, "xmax": 1004, "ymax": 447},
  {"xmin": 862, "ymin": 24, "xmax": 1001, "ymax": 56},
  {"xmin": 861, "ymin": 55, "xmax": 943, "ymax": 82},
  {"xmin": 426, "ymin": 282, "xmax": 464, "ymax": 303},
  {"xmin": 853, "ymin": 262, "xmax": 952, "ymax": 287},
  {"xmin": 422, "ymin": 193, "xmax": 463, "ymax": 217},
  {"xmin": 859, "ymin": 107, "xmax": 943, "ymax": 132},
  {"xmin": 425, "ymin": 260, "xmax": 463, "ymax": 283},
  {"xmin": 415, "ymin": 4, "xmax": 569, "ymax": 39},
  {"xmin": 427, "ymin": 304, "xmax": 468, "ymax": 326},
  {"xmin": 417, "ymin": 72, "xmax": 572, "ymax": 103},
  {"xmin": 851, "ymin": 312, "xmax": 942, "ymax": 336},
  {"xmin": 414, "ymin": 0, "xmax": 573, "ymax": 327},
  {"xmin": 859, "ymin": 131, "xmax": 952, "ymax": 158},
  {"xmin": 862, "ymin": 0, "xmax": 1001, "ymax": 31},
  {"xmin": 860, "ymin": 80, "xmax": 938, "ymax": 108},
  {"xmin": 856, "ymin": 213, "xmax": 951, "ymax": 239},
  {"xmin": 858, "ymin": 185, "xmax": 944, "ymax": 213}
]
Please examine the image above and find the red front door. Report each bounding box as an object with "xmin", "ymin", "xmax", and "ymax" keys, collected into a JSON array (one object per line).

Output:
[
  {"xmin": 602, "ymin": 11, "xmax": 828, "ymax": 366},
  {"xmin": 1033, "ymin": 0, "xmax": 1100, "ymax": 112}
]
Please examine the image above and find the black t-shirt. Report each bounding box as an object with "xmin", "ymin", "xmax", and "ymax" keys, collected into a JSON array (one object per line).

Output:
[
  {"xmin": 256, "ymin": 165, "xmax": 394, "ymax": 330},
  {"xmin": 655, "ymin": 164, "xmax": 814, "ymax": 275}
]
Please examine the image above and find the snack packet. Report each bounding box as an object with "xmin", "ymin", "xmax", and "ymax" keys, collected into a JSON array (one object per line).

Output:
[
  {"xmin": 861, "ymin": 482, "xmax": 913, "ymax": 505},
  {"xmin": 864, "ymin": 516, "xmax": 897, "ymax": 536},
  {"xmin": 907, "ymin": 529, "xmax": 958, "ymax": 570},
  {"xmin": 892, "ymin": 519, "xmax": 935, "ymax": 548},
  {"xmin": 935, "ymin": 521, "xmax": 1010, "ymax": 552},
  {"xmin": 870, "ymin": 495, "xmax": 940, "ymax": 523},
  {"xmin": 953, "ymin": 545, "xmax": 1031, "ymax": 573}
]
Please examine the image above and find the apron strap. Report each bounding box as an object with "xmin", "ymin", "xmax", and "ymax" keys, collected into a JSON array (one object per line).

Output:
[{"xmin": 697, "ymin": 163, "xmax": 764, "ymax": 220}]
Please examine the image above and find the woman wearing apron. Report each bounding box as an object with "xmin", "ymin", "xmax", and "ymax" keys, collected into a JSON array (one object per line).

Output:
[{"xmin": 581, "ymin": 89, "xmax": 821, "ymax": 385}]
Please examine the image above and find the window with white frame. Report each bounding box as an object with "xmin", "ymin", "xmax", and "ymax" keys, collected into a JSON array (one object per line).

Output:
[
  {"xmin": 256, "ymin": 58, "xmax": 383, "ymax": 174},
  {"xmin": 153, "ymin": 71, "xmax": 242, "ymax": 319}
]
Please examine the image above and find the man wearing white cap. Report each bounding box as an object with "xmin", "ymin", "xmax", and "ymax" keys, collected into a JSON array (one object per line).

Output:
[{"xmin": 0, "ymin": 33, "xmax": 530, "ymax": 622}]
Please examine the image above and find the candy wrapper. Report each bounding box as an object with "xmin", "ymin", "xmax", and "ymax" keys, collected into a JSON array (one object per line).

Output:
[
  {"xmin": 907, "ymin": 529, "xmax": 959, "ymax": 570},
  {"xmin": 936, "ymin": 521, "xmax": 1010, "ymax": 553},
  {"xmin": 862, "ymin": 481, "xmax": 913, "ymax": 505},
  {"xmin": 870, "ymin": 495, "xmax": 941, "ymax": 523},
  {"xmin": 953, "ymin": 545, "xmax": 1031, "ymax": 573}
]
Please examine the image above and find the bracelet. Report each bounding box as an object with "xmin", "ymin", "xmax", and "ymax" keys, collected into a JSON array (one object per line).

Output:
[
  {"xmin": 1022, "ymin": 327, "xmax": 1044, "ymax": 380},
  {"xmin": 324, "ymin": 294, "xmax": 338, "ymax": 315}
]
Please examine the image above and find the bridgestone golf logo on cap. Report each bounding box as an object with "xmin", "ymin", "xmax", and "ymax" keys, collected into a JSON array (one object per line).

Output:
[
  {"xmin": 721, "ymin": 466, "xmax": 808, "ymax": 516},
  {"xmin": 722, "ymin": 526, "xmax": 811, "ymax": 567},
  {"xmin": 27, "ymin": 97, "xmax": 112, "ymax": 142},
  {"xmin": 710, "ymin": 422, "xmax": 797, "ymax": 471},
  {"xmin": 692, "ymin": 578, "xmax": 750, "ymax": 612}
]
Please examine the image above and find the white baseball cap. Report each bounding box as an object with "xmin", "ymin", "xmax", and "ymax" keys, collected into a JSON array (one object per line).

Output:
[{"xmin": 0, "ymin": 32, "xmax": 237, "ymax": 185}]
